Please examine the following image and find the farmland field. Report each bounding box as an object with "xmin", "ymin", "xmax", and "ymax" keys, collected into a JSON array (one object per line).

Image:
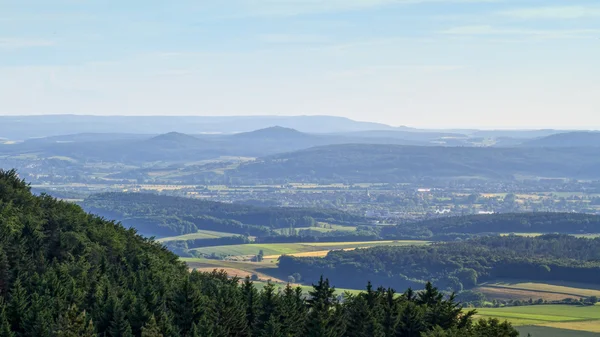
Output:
[
  {"xmin": 157, "ymin": 229, "xmax": 239, "ymax": 242},
  {"xmin": 274, "ymin": 224, "xmax": 357, "ymax": 234},
  {"xmin": 477, "ymin": 305, "xmax": 600, "ymax": 334},
  {"xmin": 252, "ymin": 280, "xmax": 363, "ymax": 297},
  {"xmin": 516, "ymin": 326, "xmax": 600, "ymax": 337},
  {"xmin": 476, "ymin": 281, "xmax": 600, "ymax": 301},
  {"xmin": 190, "ymin": 240, "xmax": 429, "ymax": 259}
]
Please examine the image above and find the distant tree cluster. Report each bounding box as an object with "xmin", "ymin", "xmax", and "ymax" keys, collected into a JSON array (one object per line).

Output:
[
  {"xmin": 279, "ymin": 235, "xmax": 600, "ymax": 291},
  {"xmin": 82, "ymin": 192, "xmax": 366, "ymax": 238}
]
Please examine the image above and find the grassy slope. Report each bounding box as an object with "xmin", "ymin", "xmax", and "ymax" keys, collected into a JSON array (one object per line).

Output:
[
  {"xmin": 477, "ymin": 305, "xmax": 600, "ymax": 333},
  {"xmin": 190, "ymin": 240, "xmax": 429, "ymax": 257},
  {"xmin": 476, "ymin": 281, "xmax": 600, "ymax": 301},
  {"xmin": 157, "ymin": 229, "xmax": 239, "ymax": 242}
]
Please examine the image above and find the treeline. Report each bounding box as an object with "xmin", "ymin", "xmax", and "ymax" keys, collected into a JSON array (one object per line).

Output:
[
  {"xmin": 383, "ymin": 212, "xmax": 600, "ymax": 239},
  {"xmin": 82, "ymin": 192, "xmax": 367, "ymax": 237},
  {"xmin": 0, "ymin": 169, "xmax": 518, "ymax": 337},
  {"xmin": 278, "ymin": 235, "xmax": 600, "ymax": 291},
  {"xmin": 260, "ymin": 213, "xmax": 600, "ymax": 244}
]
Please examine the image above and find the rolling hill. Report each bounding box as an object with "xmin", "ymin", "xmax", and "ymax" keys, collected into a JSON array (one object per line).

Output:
[
  {"xmin": 0, "ymin": 115, "xmax": 401, "ymax": 139},
  {"xmin": 521, "ymin": 132, "xmax": 600, "ymax": 148},
  {"xmin": 229, "ymin": 143, "xmax": 600, "ymax": 183},
  {"xmin": 0, "ymin": 127, "xmax": 422, "ymax": 163}
]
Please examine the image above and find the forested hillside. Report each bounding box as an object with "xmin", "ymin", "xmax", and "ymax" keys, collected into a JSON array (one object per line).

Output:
[
  {"xmin": 521, "ymin": 132, "xmax": 600, "ymax": 148},
  {"xmin": 82, "ymin": 192, "xmax": 368, "ymax": 237},
  {"xmin": 0, "ymin": 169, "xmax": 518, "ymax": 337},
  {"xmin": 384, "ymin": 213, "xmax": 600, "ymax": 240},
  {"xmin": 279, "ymin": 235, "xmax": 600, "ymax": 292},
  {"xmin": 230, "ymin": 144, "xmax": 600, "ymax": 183}
]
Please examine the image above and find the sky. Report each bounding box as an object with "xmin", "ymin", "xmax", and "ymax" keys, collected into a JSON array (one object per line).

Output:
[{"xmin": 1, "ymin": 0, "xmax": 599, "ymax": 129}]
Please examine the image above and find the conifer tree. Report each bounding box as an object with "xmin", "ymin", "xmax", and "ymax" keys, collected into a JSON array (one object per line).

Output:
[
  {"xmin": 305, "ymin": 276, "xmax": 345, "ymax": 337},
  {"xmin": 141, "ymin": 315, "xmax": 163, "ymax": 337},
  {"xmin": 211, "ymin": 283, "xmax": 247, "ymax": 337},
  {"xmin": 109, "ymin": 303, "xmax": 134, "ymax": 337},
  {"xmin": 55, "ymin": 305, "xmax": 95, "ymax": 337},
  {"xmin": 255, "ymin": 282, "xmax": 279, "ymax": 333},
  {"xmin": 417, "ymin": 283, "xmax": 444, "ymax": 307},
  {"xmin": 23, "ymin": 293, "xmax": 52, "ymax": 337},
  {"xmin": 0, "ymin": 301, "xmax": 15, "ymax": 337},
  {"xmin": 259, "ymin": 315, "xmax": 282, "ymax": 337},
  {"xmin": 279, "ymin": 284, "xmax": 306, "ymax": 337},
  {"xmin": 382, "ymin": 288, "xmax": 400, "ymax": 337},
  {"xmin": 171, "ymin": 278, "xmax": 204, "ymax": 335},
  {"xmin": 396, "ymin": 302, "xmax": 426, "ymax": 337},
  {"xmin": 129, "ymin": 298, "xmax": 151, "ymax": 336},
  {"xmin": 241, "ymin": 277, "xmax": 259, "ymax": 334},
  {"xmin": 7, "ymin": 277, "xmax": 27, "ymax": 335},
  {"xmin": 0, "ymin": 248, "xmax": 9, "ymax": 297}
]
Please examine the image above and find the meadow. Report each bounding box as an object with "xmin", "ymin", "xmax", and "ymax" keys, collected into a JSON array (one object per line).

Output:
[
  {"xmin": 476, "ymin": 281, "xmax": 600, "ymax": 301},
  {"xmin": 157, "ymin": 229, "xmax": 240, "ymax": 242},
  {"xmin": 477, "ymin": 305, "xmax": 600, "ymax": 334},
  {"xmin": 189, "ymin": 240, "xmax": 428, "ymax": 259}
]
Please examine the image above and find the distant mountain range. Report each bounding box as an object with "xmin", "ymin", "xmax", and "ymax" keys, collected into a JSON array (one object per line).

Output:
[
  {"xmin": 3, "ymin": 125, "xmax": 600, "ymax": 166},
  {"xmin": 0, "ymin": 114, "xmax": 588, "ymax": 141},
  {"xmin": 0, "ymin": 115, "xmax": 403, "ymax": 139},
  {"xmin": 0, "ymin": 126, "xmax": 422, "ymax": 163}
]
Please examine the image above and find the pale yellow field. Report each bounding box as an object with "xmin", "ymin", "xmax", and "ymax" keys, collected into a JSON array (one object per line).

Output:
[
  {"xmin": 482, "ymin": 282, "xmax": 600, "ymax": 299},
  {"xmin": 263, "ymin": 248, "xmax": 356, "ymax": 259},
  {"xmin": 539, "ymin": 320, "xmax": 600, "ymax": 333},
  {"xmin": 476, "ymin": 287, "xmax": 574, "ymax": 302},
  {"xmin": 302, "ymin": 240, "xmax": 424, "ymax": 247}
]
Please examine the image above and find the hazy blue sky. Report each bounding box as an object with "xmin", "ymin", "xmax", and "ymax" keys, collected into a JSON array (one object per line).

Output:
[{"xmin": 1, "ymin": 0, "xmax": 599, "ymax": 129}]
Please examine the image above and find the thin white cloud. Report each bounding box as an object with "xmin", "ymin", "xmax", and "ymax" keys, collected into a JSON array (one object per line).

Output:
[
  {"xmin": 236, "ymin": 0, "xmax": 495, "ymax": 17},
  {"xmin": 441, "ymin": 25, "xmax": 600, "ymax": 39},
  {"xmin": 329, "ymin": 64, "xmax": 464, "ymax": 78},
  {"xmin": 0, "ymin": 38, "xmax": 55, "ymax": 50},
  {"xmin": 259, "ymin": 34, "xmax": 330, "ymax": 44},
  {"xmin": 500, "ymin": 6, "xmax": 600, "ymax": 20}
]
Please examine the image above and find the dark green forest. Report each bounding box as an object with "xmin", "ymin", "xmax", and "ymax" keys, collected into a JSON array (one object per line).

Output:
[
  {"xmin": 278, "ymin": 235, "xmax": 600, "ymax": 292},
  {"xmin": 81, "ymin": 192, "xmax": 366, "ymax": 237},
  {"xmin": 230, "ymin": 144, "xmax": 600, "ymax": 183},
  {"xmin": 0, "ymin": 170, "xmax": 519, "ymax": 336},
  {"xmin": 382, "ymin": 213, "xmax": 600, "ymax": 240}
]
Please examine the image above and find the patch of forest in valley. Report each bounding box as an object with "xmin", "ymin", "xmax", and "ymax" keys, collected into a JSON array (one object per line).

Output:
[
  {"xmin": 278, "ymin": 235, "xmax": 600, "ymax": 297},
  {"xmin": 81, "ymin": 192, "xmax": 368, "ymax": 238}
]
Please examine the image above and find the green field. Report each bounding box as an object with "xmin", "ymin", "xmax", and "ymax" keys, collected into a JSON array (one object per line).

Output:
[
  {"xmin": 157, "ymin": 230, "xmax": 239, "ymax": 242},
  {"xmin": 253, "ymin": 280, "xmax": 363, "ymax": 297},
  {"xmin": 479, "ymin": 281, "xmax": 600, "ymax": 299},
  {"xmin": 190, "ymin": 240, "xmax": 428, "ymax": 258},
  {"xmin": 516, "ymin": 326, "xmax": 600, "ymax": 337},
  {"xmin": 477, "ymin": 305, "xmax": 600, "ymax": 334},
  {"xmin": 274, "ymin": 224, "xmax": 358, "ymax": 234}
]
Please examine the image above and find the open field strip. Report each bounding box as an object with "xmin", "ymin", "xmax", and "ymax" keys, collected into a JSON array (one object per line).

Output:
[
  {"xmin": 476, "ymin": 287, "xmax": 574, "ymax": 302},
  {"xmin": 157, "ymin": 230, "xmax": 239, "ymax": 242},
  {"xmin": 477, "ymin": 305, "xmax": 600, "ymax": 334},
  {"xmin": 516, "ymin": 326, "xmax": 600, "ymax": 337},
  {"xmin": 190, "ymin": 240, "xmax": 429, "ymax": 259},
  {"xmin": 274, "ymin": 224, "xmax": 357, "ymax": 234},
  {"xmin": 263, "ymin": 248, "xmax": 357, "ymax": 259},
  {"xmin": 481, "ymin": 282, "xmax": 600, "ymax": 298},
  {"xmin": 500, "ymin": 233, "xmax": 600, "ymax": 239},
  {"xmin": 252, "ymin": 280, "xmax": 364, "ymax": 297}
]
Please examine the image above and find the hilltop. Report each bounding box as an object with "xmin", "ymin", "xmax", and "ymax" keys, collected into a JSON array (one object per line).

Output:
[{"xmin": 521, "ymin": 131, "xmax": 600, "ymax": 147}]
